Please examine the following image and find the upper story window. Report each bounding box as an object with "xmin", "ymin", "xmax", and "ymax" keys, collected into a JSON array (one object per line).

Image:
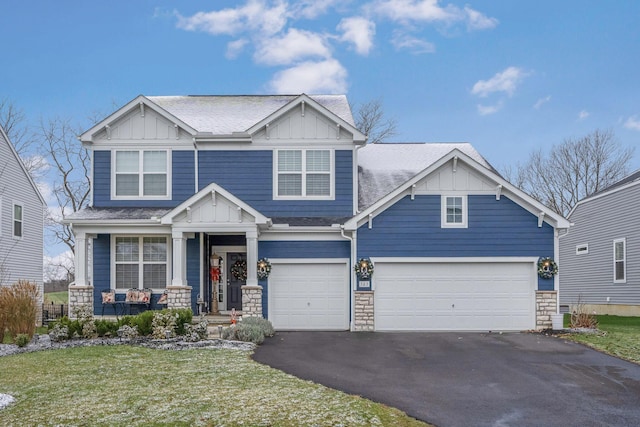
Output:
[
  {"xmin": 13, "ymin": 203, "xmax": 23, "ymax": 238},
  {"xmin": 274, "ymin": 149, "xmax": 334, "ymax": 199},
  {"xmin": 441, "ymin": 195, "xmax": 468, "ymax": 228},
  {"xmin": 113, "ymin": 150, "xmax": 170, "ymax": 199},
  {"xmin": 113, "ymin": 236, "xmax": 169, "ymax": 290},
  {"xmin": 614, "ymin": 238, "xmax": 626, "ymax": 283}
]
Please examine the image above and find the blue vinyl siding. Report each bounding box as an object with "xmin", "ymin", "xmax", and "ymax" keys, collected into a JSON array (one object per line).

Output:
[
  {"xmin": 93, "ymin": 150, "xmax": 195, "ymax": 208},
  {"xmin": 198, "ymin": 150, "xmax": 353, "ymax": 217},
  {"xmin": 186, "ymin": 234, "xmax": 200, "ymax": 313},
  {"xmin": 92, "ymin": 234, "xmax": 111, "ymax": 314},
  {"xmin": 357, "ymin": 195, "xmax": 555, "ymax": 290}
]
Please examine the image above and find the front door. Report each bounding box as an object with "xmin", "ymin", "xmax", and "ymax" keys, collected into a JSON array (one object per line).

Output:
[{"xmin": 227, "ymin": 253, "xmax": 246, "ymax": 310}]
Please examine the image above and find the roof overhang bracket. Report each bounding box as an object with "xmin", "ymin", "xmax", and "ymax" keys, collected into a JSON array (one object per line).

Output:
[
  {"xmin": 105, "ymin": 125, "xmax": 111, "ymax": 140},
  {"xmin": 237, "ymin": 207, "xmax": 243, "ymax": 223},
  {"xmin": 452, "ymin": 156, "xmax": 458, "ymax": 173},
  {"xmin": 265, "ymin": 123, "xmax": 270, "ymax": 140},
  {"xmin": 538, "ymin": 211, "xmax": 545, "ymax": 228},
  {"xmin": 368, "ymin": 213, "xmax": 373, "ymax": 229},
  {"xmin": 211, "ymin": 190, "xmax": 216, "ymax": 206},
  {"xmin": 336, "ymin": 124, "xmax": 341, "ymax": 140},
  {"xmin": 496, "ymin": 184, "xmax": 503, "ymax": 201},
  {"xmin": 139, "ymin": 102, "xmax": 145, "ymax": 117},
  {"xmin": 301, "ymin": 100, "xmax": 305, "ymax": 117},
  {"xmin": 411, "ymin": 184, "xmax": 416, "ymax": 200},
  {"xmin": 186, "ymin": 207, "xmax": 192, "ymax": 223},
  {"xmin": 174, "ymin": 124, "xmax": 179, "ymax": 139}
]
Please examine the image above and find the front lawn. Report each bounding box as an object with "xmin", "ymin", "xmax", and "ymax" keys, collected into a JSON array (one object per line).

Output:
[
  {"xmin": 563, "ymin": 315, "xmax": 640, "ymax": 364},
  {"xmin": 0, "ymin": 345, "xmax": 429, "ymax": 426}
]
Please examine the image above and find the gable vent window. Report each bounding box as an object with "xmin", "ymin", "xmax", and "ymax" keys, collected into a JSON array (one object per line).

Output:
[
  {"xmin": 113, "ymin": 150, "xmax": 170, "ymax": 199},
  {"xmin": 614, "ymin": 238, "xmax": 626, "ymax": 283},
  {"xmin": 441, "ymin": 195, "xmax": 468, "ymax": 228},
  {"xmin": 576, "ymin": 244, "xmax": 589, "ymax": 255},
  {"xmin": 274, "ymin": 149, "xmax": 333, "ymax": 199}
]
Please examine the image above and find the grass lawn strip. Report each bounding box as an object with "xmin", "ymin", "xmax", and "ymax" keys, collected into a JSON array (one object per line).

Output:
[
  {"xmin": 562, "ymin": 315, "xmax": 640, "ymax": 365},
  {"xmin": 0, "ymin": 345, "xmax": 429, "ymax": 426}
]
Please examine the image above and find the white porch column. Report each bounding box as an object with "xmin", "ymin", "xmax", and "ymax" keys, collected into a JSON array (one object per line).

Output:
[
  {"xmin": 74, "ymin": 232, "xmax": 87, "ymax": 287},
  {"xmin": 172, "ymin": 231, "xmax": 187, "ymax": 286},
  {"xmin": 246, "ymin": 229, "xmax": 258, "ymax": 286}
]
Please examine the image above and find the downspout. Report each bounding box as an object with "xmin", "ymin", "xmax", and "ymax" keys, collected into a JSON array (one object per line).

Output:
[
  {"xmin": 341, "ymin": 225, "xmax": 357, "ymax": 331},
  {"xmin": 556, "ymin": 226, "xmax": 572, "ymax": 315},
  {"xmin": 193, "ymin": 138, "xmax": 199, "ymax": 192}
]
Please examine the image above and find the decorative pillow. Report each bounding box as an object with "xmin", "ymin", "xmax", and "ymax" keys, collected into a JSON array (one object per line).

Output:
[
  {"xmin": 126, "ymin": 289, "xmax": 139, "ymax": 302},
  {"xmin": 139, "ymin": 291, "xmax": 150, "ymax": 303},
  {"xmin": 102, "ymin": 291, "xmax": 115, "ymax": 304},
  {"xmin": 157, "ymin": 292, "xmax": 168, "ymax": 305}
]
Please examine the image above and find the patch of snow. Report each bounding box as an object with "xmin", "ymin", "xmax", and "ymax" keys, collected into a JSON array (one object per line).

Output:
[{"xmin": 0, "ymin": 394, "xmax": 15, "ymax": 411}]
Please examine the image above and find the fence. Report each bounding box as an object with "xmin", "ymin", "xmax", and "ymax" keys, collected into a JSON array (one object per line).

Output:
[{"xmin": 42, "ymin": 302, "xmax": 68, "ymax": 324}]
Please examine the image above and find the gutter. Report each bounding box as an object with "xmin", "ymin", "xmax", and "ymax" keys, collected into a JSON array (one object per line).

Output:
[{"xmin": 341, "ymin": 225, "xmax": 357, "ymax": 332}]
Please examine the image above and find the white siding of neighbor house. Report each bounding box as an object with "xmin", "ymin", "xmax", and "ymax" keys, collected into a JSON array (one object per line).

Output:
[
  {"xmin": 559, "ymin": 183, "xmax": 640, "ymax": 306},
  {"xmin": 0, "ymin": 128, "xmax": 44, "ymax": 292}
]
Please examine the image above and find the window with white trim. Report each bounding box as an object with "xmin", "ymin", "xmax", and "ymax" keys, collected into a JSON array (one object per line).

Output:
[
  {"xmin": 441, "ymin": 195, "xmax": 468, "ymax": 228},
  {"xmin": 614, "ymin": 238, "xmax": 626, "ymax": 283},
  {"xmin": 576, "ymin": 244, "xmax": 589, "ymax": 255},
  {"xmin": 113, "ymin": 150, "xmax": 170, "ymax": 198},
  {"xmin": 274, "ymin": 149, "xmax": 333, "ymax": 199},
  {"xmin": 114, "ymin": 236, "xmax": 169, "ymax": 290},
  {"xmin": 13, "ymin": 203, "xmax": 23, "ymax": 238}
]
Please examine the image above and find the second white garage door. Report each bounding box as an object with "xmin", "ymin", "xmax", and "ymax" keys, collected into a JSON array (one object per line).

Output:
[
  {"xmin": 374, "ymin": 261, "xmax": 535, "ymax": 331},
  {"xmin": 268, "ymin": 260, "xmax": 349, "ymax": 330}
]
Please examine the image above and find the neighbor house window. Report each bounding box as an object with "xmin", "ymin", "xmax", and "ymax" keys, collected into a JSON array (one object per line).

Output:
[
  {"xmin": 614, "ymin": 238, "xmax": 626, "ymax": 283},
  {"xmin": 441, "ymin": 195, "xmax": 467, "ymax": 228},
  {"xmin": 113, "ymin": 150, "xmax": 170, "ymax": 198},
  {"xmin": 114, "ymin": 236, "xmax": 169, "ymax": 290},
  {"xmin": 274, "ymin": 149, "xmax": 333, "ymax": 199},
  {"xmin": 13, "ymin": 203, "xmax": 23, "ymax": 238},
  {"xmin": 576, "ymin": 244, "xmax": 589, "ymax": 255}
]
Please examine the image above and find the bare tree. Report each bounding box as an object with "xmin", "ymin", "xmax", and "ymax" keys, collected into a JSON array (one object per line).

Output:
[
  {"xmin": 503, "ymin": 129, "xmax": 634, "ymax": 217},
  {"xmin": 39, "ymin": 117, "xmax": 91, "ymax": 254},
  {"xmin": 353, "ymin": 98, "xmax": 397, "ymax": 144},
  {"xmin": 0, "ymin": 98, "xmax": 46, "ymax": 178}
]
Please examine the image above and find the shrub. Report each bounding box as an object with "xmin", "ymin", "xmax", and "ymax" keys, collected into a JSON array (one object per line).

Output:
[
  {"xmin": 183, "ymin": 316, "xmax": 208, "ymax": 342},
  {"xmin": 241, "ymin": 316, "xmax": 275, "ymax": 337},
  {"xmin": 152, "ymin": 311, "xmax": 178, "ymax": 339},
  {"xmin": 0, "ymin": 280, "xmax": 39, "ymax": 340},
  {"xmin": 49, "ymin": 323, "xmax": 69, "ymax": 342},
  {"xmin": 95, "ymin": 319, "xmax": 119, "ymax": 337},
  {"xmin": 174, "ymin": 309, "xmax": 193, "ymax": 335},
  {"xmin": 132, "ymin": 310, "xmax": 155, "ymax": 336},
  {"xmin": 15, "ymin": 333, "xmax": 30, "ymax": 347},
  {"xmin": 570, "ymin": 297, "xmax": 599, "ymax": 329},
  {"xmin": 236, "ymin": 323, "xmax": 265, "ymax": 344},
  {"xmin": 117, "ymin": 324, "xmax": 139, "ymax": 339}
]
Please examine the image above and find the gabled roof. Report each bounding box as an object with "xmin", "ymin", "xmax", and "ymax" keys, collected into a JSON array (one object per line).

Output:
[
  {"xmin": 567, "ymin": 168, "xmax": 640, "ymax": 218},
  {"xmin": 357, "ymin": 143, "xmax": 494, "ymax": 210},
  {"xmin": 0, "ymin": 124, "xmax": 46, "ymax": 206},
  {"xmin": 346, "ymin": 147, "xmax": 570, "ymax": 231}
]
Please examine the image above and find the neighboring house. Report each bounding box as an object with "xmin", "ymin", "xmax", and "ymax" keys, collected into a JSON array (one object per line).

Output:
[
  {"xmin": 65, "ymin": 94, "xmax": 570, "ymax": 331},
  {"xmin": 559, "ymin": 170, "xmax": 640, "ymax": 316},
  {"xmin": 0, "ymin": 124, "xmax": 45, "ymax": 323}
]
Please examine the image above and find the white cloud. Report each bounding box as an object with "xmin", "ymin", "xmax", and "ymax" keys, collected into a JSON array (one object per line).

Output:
[
  {"xmin": 176, "ymin": 0, "xmax": 288, "ymax": 37},
  {"xmin": 464, "ymin": 6, "xmax": 498, "ymax": 30},
  {"xmin": 268, "ymin": 59, "xmax": 348, "ymax": 94},
  {"xmin": 391, "ymin": 31, "xmax": 435, "ymax": 53},
  {"xmin": 533, "ymin": 95, "xmax": 551, "ymax": 109},
  {"xmin": 254, "ymin": 28, "xmax": 332, "ymax": 66},
  {"xmin": 226, "ymin": 39, "xmax": 249, "ymax": 59},
  {"xmin": 471, "ymin": 66, "xmax": 528, "ymax": 98},
  {"xmin": 578, "ymin": 110, "xmax": 590, "ymax": 120},
  {"xmin": 292, "ymin": 0, "xmax": 343, "ymax": 19},
  {"xmin": 624, "ymin": 115, "xmax": 640, "ymax": 131},
  {"xmin": 477, "ymin": 102, "xmax": 502, "ymax": 115},
  {"xmin": 337, "ymin": 17, "xmax": 376, "ymax": 55},
  {"xmin": 370, "ymin": 0, "xmax": 460, "ymax": 23}
]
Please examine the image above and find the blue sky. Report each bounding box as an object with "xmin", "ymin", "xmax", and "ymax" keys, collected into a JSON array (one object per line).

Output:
[{"xmin": 2, "ymin": 0, "xmax": 639, "ymax": 171}]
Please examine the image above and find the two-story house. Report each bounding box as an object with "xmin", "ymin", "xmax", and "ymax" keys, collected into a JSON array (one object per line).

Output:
[
  {"xmin": 65, "ymin": 94, "xmax": 570, "ymax": 331},
  {"xmin": 0, "ymin": 124, "xmax": 45, "ymax": 323}
]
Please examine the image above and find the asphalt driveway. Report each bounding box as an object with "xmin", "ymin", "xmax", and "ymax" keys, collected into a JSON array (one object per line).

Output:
[{"xmin": 252, "ymin": 332, "xmax": 640, "ymax": 427}]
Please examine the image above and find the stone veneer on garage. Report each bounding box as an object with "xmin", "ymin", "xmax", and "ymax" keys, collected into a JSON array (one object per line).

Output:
[
  {"xmin": 353, "ymin": 291, "xmax": 374, "ymax": 331},
  {"xmin": 536, "ymin": 290, "xmax": 558, "ymax": 330}
]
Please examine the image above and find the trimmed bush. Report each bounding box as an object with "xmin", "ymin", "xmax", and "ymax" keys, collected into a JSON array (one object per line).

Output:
[
  {"xmin": 241, "ymin": 316, "xmax": 275, "ymax": 337},
  {"xmin": 15, "ymin": 333, "xmax": 30, "ymax": 347},
  {"xmin": 174, "ymin": 309, "xmax": 193, "ymax": 335},
  {"xmin": 221, "ymin": 317, "xmax": 275, "ymax": 344}
]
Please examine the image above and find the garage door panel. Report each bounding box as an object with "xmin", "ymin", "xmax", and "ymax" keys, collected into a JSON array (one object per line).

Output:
[
  {"xmin": 269, "ymin": 262, "xmax": 349, "ymax": 330},
  {"xmin": 375, "ymin": 262, "xmax": 534, "ymax": 331}
]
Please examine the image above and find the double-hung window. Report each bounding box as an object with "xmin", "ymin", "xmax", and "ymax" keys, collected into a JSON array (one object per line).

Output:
[
  {"xmin": 274, "ymin": 149, "xmax": 333, "ymax": 199},
  {"xmin": 13, "ymin": 203, "xmax": 23, "ymax": 238},
  {"xmin": 613, "ymin": 238, "xmax": 626, "ymax": 283},
  {"xmin": 113, "ymin": 150, "xmax": 169, "ymax": 199},
  {"xmin": 441, "ymin": 195, "xmax": 468, "ymax": 228},
  {"xmin": 114, "ymin": 236, "xmax": 169, "ymax": 290}
]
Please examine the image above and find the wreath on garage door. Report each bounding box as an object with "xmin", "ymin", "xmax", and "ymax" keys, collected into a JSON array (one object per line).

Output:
[{"xmin": 537, "ymin": 257, "xmax": 558, "ymax": 279}]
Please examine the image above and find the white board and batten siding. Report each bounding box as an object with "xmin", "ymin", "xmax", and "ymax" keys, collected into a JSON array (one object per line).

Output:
[
  {"xmin": 373, "ymin": 259, "xmax": 537, "ymax": 331},
  {"xmin": 560, "ymin": 183, "xmax": 640, "ymax": 307},
  {"xmin": 268, "ymin": 259, "xmax": 350, "ymax": 330}
]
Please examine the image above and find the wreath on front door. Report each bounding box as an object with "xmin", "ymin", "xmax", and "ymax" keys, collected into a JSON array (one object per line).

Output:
[
  {"xmin": 537, "ymin": 257, "xmax": 558, "ymax": 279},
  {"xmin": 231, "ymin": 260, "xmax": 247, "ymax": 281}
]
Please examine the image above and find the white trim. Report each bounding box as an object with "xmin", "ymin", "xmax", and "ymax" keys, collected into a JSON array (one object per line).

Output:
[
  {"xmin": 613, "ymin": 238, "xmax": 626, "ymax": 284},
  {"xmin": 110, "ymin": 234, "xmax": 172, "ymax": 292},
  {"xmin": 567, "ymin": 176, "xmax": 640, "ymax": 219},
  {"xmin": 111, "ymin": 149, "xmax": 172, "ymax": 200},
  {"xmin": 0, "ymin": 126, "xmax": 46, "ymax": 206},
  {"xmin": 370, "ymin": 256, "xmax": 538, "ymax": 264},
  {"xmin": 441, "ymin": 195, "xmax": 468, "ymax": 228},
  {"xmin": 12, "ymin": 201, "xmax": 23, "ymax": 239},
  {"xmin": 259, "ymin": 230, "xmax": 345, "ymax": 241},
  {"xmin": 269, "ymin": 258, "xmax": 349, "ymax": 264},
  {"xmin": 273, "ymin": 148, "xmax": 335, "ymax": 200},
  {"xmin": 575, "ymin": 243, "xmax": 589, "ymax": 255}
]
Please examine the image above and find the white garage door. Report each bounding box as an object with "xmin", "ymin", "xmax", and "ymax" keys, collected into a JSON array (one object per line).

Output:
[
  {"xmin": 269, "ymin": 261, "xmax": 349, "ymax": 330},
  {"xmin": 375, "ymin": 262, "xmax": 535, "ymax": 331}
]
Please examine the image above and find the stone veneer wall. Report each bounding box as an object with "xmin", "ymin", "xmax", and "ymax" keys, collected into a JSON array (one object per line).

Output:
[
  {"xmin": 241, "ymin": 285, "xmax": 263, "ymax": 318},
  {"xmin": 68, "ymin": 285, "xmax": 93, "ymax": 318},
  {"xmin": 536, "ymin": 290, "xmax": 558, "ymax": 330},
  {"xmin": 354, "ymin": 291, "xmax": 374, "ymax": 331},
  {"xmin": 167, "ymin": 286, "xmax": 192, "ymax": 309}
]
